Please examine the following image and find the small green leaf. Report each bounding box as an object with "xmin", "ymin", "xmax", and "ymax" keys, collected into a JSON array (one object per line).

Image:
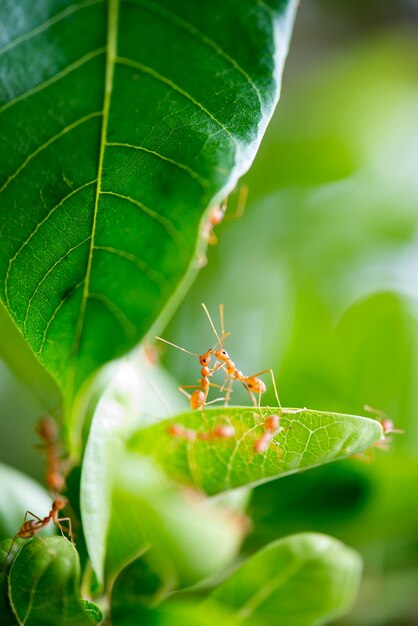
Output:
[
  {"xmin": 81, "ymin": 600, "xmax": 103, "ymax": 623},
  {"xmin": 9, "ymin": 537, "xmax": 93, "ymax": 626},
  {"xmin": 0, "ymin": 0, "xmax": 297, "ymax": 403},
  {"xmin": 207, "ymin": 533, "xmax": 362, "ymax": 626},
  {"xmin": 0, "ymin": 462, "xmax": 54, "ymax": 540},
  {"xmin": 128, "ymin": 408, "xmax": 383, "ymax": 495}
]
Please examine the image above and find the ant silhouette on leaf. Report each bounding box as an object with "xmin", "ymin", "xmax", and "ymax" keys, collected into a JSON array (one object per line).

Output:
[{"xmin": 1, "ymin": 416, "xmax": 74, "ymax": 572}]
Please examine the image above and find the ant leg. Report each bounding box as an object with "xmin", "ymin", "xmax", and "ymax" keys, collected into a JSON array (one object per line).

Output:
[
  {"xmin": 24, "ymin": 511, "xmax": 44, "ymax": 524},
  {"xmin": 224, "ymin": 379, "xmax": 234, "ymax": 406},
  {"xmin": 205, "ymin": 397, "xmax": 227, "ymax": 406},
  {"xmin": 178, "ymin": 385, "xmax": 201, "ymax": 400},
  {"xmin": 56, "ymin": 517, "xmax": 74, "ymax": 545},
  {"xmin": 364, "ymin": 404, "xmax": 386, "ymax": 419},
  {"xmin": 248, "ymin": 369, "xmax": 281, "ymax": 408},
  {"xmin": 224, "ymin": 185, "xmax": 249, "ymax": 221},
  {"xmin": 242, "ymin": 381, "xmax": 257, "ymax": 406},
  {"xmin": 0, "ymin": 534, "xmax": 19, "ymax": 573}
]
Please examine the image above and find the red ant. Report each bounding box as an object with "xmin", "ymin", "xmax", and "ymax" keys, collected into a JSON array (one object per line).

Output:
[
  {"xmin": 1, "ymin": 496, "xmax": 74, "ymax": 572},
  {"xmin": 253, "ymin": 414, "xmax": 285, "ymax": 454},
  {"xmin": 364, "ymin": 404, "xmax": 404, "ymax": 450},
  {"xmin": 202, "ymin": 303, "xmax": 281, "ymax": 408},
  {"xmin": 36, "ymin": 415, "xmax": 66, "ymax": 493},
  {"xmin": 201, "ymin": 186, "xmax": 248, "ymax": 246},
  {"xmin": 167, "ymin": 423, "xmax": 235, "ymax": 441}
]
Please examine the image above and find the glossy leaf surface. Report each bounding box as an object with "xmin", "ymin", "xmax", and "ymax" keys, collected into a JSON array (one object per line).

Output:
[
  {"xmin": 129, "ymin": 407, "xmax": 383, "ymax": 495},
  {"xmin": 208, "ymin": 533, "xmax": 362, "ymax": 625},
  {"xmin": 0, "ymin": 0, "xmax": 297, "ymax": 401}
]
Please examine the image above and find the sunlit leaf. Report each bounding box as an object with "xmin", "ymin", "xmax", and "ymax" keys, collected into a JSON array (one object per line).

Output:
[
  {"xmin": 207, "ymin": 533, "xmax": 362, "ymax": 626},
  {"xmin": 0, "ymin": 0, "xmax": 297, "ymax": 403},
  {"xmin": 128, "ymin": 407, "xmax": 383, "ymax": 495}
]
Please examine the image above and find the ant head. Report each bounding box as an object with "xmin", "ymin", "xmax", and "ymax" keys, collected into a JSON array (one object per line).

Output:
[
  {"xmin": 215, "ymin": 348, "xmax": 229, "ymax": 362},
  {"xmin": 199, "ymin": 350, "xmax": 213, "ymax": 366},
  {"xmin": 53, "ymin": 496, "xmax": 67, "ymax": 511}
]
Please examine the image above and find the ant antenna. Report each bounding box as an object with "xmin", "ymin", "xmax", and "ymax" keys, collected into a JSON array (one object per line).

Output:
[
  {"xmin": 201, "ymin": 303, "xmax": 223, "ymax": 346},
  {"xmin": 155, "ymin": 337, "xmax": 197, "ymax": 357},
  {"xmin": 364, "ymin": 404, "xmax": 385, "ymax": 418},
  {"xmin": 220, "ymin": 304, "xmax": 226, "ymax": 340}
]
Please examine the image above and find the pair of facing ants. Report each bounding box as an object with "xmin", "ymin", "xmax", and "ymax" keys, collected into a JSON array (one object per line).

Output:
[
  {"xmin": 157, "ymin": 302, "xmax": 301, "ymax": 454},
  {"xmin": 156, "ymin": 303, "xmax": 281, "ymax": 417}
]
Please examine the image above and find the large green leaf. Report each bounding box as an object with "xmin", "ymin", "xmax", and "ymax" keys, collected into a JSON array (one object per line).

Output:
[
  {"xmin": 128, "ymin": 408, "xmax": 383, "ymax": 495},
  {"xmin": 207, "ymin": 533, "xmax": 362, "ymax": 626},
  {"xmin": 0, "ymin": 0, "xmax": 297, "ymax": 402}
]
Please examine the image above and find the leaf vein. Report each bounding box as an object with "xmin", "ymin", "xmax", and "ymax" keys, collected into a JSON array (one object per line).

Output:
[
  {"xmin": 0, "ymin": 0, "xmax": 106, "ymax": 57},
  {"xmin": 69, "ymin": 0, "xmax": 119, "ymax": 399},
  {"xmin": 36, "ymin": 280, "xmax": 85, "ymax": 355},
  {"xmin": 23, "ymin": 235, "xmax": 92, "ymax": 333},
  {"xmin": 4, "ymin": 179, "xmax": 97, "ymax": 309},
  {"xmin": 0, "ymin": 48, "xmax": 106, "ymax": 115},
  {"xmin": 128, "ymin": 0, "xmax": 264, "ymax": 112},
  {"xmin": 88, "ymin": 291, "xmax": 136, "ymax": 339},
  {"xmin": 100, "ymin": 190, "xmax": 182, "ymax": 244},
  {"xmin": 105, "ymin": 141, "xmax": 207, "ymax": 187},
  {"xmin": 115, "ymin": 56, "xmax": 237, "ymax": 144},
  {"xmin": 94, "ymin": 245, "xmax": 169, "ymax": 289},
  {"xmin": 0, "ymin": 111, "xmax": 103, "ymax": 194}
]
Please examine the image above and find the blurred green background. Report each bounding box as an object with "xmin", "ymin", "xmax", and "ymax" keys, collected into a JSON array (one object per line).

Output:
[
  {"xmin": 162, "ymin": 2, "xmax": 418, "ymax": 624},
  {"xmin": 1, "ymin": 1, "xmax": 418, "ymax": 624}
]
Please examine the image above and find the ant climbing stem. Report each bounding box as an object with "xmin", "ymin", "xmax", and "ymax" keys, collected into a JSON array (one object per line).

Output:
[
  {"xmin": 36, "ymin": 415, "xmax": 67, "ymax": 494},
  {"xmin": 0, "ymin": 496, "xmax": 74, "ymax": 573},
  {"xmin": 201, "ymin": 303, "xmax": 282, "ymax": 409},
  {"xmin": 203, "ymin": 185, "xmax": 249, "ymax": 246}
]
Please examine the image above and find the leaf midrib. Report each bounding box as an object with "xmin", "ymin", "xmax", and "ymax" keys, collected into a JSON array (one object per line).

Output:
[{"xmin": 70, "ymin": 0, "xmax": 120, "ymax": 398}]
